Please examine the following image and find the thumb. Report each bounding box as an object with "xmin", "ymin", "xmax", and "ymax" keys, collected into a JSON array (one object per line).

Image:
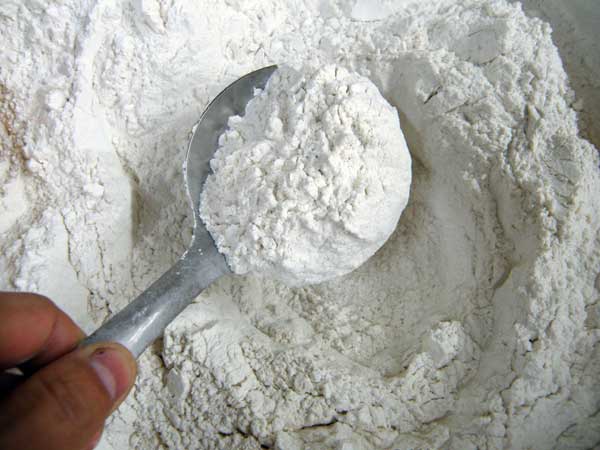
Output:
[{"xmin": 0, "ymin": 343, "xmax": 137, "ymax": 450}]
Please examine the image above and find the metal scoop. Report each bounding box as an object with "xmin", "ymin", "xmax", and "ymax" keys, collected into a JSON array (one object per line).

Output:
[{"xmin": 83, "ymin": 65, "xmax": 278, "ymax": 357}]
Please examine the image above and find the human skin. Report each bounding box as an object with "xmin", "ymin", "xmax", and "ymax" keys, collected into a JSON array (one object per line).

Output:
[{"xmin": 0, "ymin": 292, "xmax": 137, "ymax": 450}]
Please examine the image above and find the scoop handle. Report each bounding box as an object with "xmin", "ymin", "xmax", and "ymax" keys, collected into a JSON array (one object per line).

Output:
[{"xmin": 81, "ymin": 242, "xmax": 228, "ymax": 358}]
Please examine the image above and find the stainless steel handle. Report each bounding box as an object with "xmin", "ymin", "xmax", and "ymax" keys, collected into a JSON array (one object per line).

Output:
[{"xmin": 82, "ymin": 240, "xmax": 228, "ymax": 358}]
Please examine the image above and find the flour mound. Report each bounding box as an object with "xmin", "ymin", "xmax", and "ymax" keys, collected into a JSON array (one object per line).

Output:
[
  {"xmin": 3, "ymin": 1, "xmax": 600, "ymax": 449},
  {"xmin": 200, "ymin": 65, "xmax": 412, "ymax": 286}
]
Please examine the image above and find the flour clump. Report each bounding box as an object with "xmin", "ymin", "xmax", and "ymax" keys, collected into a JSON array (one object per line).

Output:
[{"xmin": 200, "ymin": 65, "xmax": 412, "ymax": 286}]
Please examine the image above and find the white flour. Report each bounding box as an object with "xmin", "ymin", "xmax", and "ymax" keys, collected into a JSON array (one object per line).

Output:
[
  {"xmin": 516, "ymin": 0, "xmax": 600, "ymax": 149},
  {"xmin": 1, "ymin": 1, "xmax": 599, "ymax": 450},
  {"xmin": 200, "ymin": 65, "xmax": 411, "ymax": 286}
]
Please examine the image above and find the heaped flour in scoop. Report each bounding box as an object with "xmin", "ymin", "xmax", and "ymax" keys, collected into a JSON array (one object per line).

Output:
[{"xmin": 200, "ymin": 64, "xmax": 412, "ymax": 287}]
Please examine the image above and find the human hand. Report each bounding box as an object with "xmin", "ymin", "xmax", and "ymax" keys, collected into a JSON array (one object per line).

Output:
[{"xmin": 0, "ymin": 292, "xmax": 137, "ymax": 450}]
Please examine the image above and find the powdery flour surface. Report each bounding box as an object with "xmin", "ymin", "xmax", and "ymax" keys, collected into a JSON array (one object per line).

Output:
[
  {"xmin": 200, "ymin": 65, "xmax": 412, "ymax": 286},
  {"xmin": 1, "ymin": 1, "xmax": 599, "ymax": 449}
]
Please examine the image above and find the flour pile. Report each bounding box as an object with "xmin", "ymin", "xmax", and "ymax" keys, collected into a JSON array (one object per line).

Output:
[
  {"xmin": 1, "ymin": 0, "xmax": 599, "ymax": 449},
  {"xmin": 200, "ymin": 65, "xmax": 412, "ymax": 286}
]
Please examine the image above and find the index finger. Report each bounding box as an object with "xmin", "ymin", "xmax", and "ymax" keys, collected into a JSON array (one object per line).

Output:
[{"xmin": 0, "ymin": 292, "xmax": 85, "ymax": 371}]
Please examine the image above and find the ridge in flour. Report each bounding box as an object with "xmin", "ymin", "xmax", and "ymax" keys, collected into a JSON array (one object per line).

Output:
[{"xmin": 0, "ymin": 0, "xmax": 599, "ymax": 449}]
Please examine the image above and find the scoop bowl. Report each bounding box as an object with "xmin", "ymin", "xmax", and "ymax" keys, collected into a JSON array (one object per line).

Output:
[{"xmin": 82, "ymin": 65, "xmax": 278, "ymax": 357}]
